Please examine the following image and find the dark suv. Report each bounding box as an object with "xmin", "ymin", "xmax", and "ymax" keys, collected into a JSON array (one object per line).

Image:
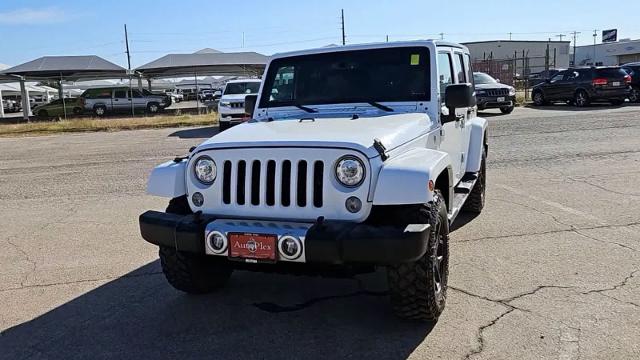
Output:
[
  {"xmin": 621, "ymin": 63, "xmax": 640, "ymax": 102},
  {"xmin": 532, "ymin": 67, "xmax": 631, "ymax": 107}
]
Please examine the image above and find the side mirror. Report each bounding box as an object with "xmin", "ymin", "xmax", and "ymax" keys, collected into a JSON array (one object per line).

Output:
[
  {"xmin": 244, "ymin": 94, "xmax": 258, "ymax": 118},
  {"xmin": 496, "ymin": 78, "xmax": 501, "ymax": 83},
  {"xmin": 443, "ymin": 83, "xmax": 476, "ymax": 123}
]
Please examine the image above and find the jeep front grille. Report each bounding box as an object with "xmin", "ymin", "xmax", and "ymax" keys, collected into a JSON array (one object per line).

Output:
[
  {"xmin": 485, "ymin": 89, "xmax": 509, "ymax": 97},
  {"xmin": 230, "ymin": 102, "xmax": 244, "ymax": 109},
  {"xmin": 222, "ymin": 159, "xmax": 324, "ymax": 208}
]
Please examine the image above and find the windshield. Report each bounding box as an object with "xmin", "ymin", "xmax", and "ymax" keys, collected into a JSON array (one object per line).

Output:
[
  {"xmin": 473, "ymin": 72, "xmax": 497, "ymax": 84},
  {"xmin": 259, "ymin": 47, "xmax": 431, "ymax": 108},
  {"xmin": 224, "ymin": 82, "xmax": 260, "ymax": 95}
]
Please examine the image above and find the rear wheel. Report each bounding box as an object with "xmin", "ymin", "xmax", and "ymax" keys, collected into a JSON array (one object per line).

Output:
[
  {"xmin": 629, "ymin": 87, "xmax": 640, "ymax": 103},
  {"xmin": 464, "ymin": 146, "xmax": 486, "ymax": 213},
  {"xmin": 532, "ymin": 91, "xmax": 546, "ymax": 106},
  {"xmin": 387, "ymin": 191, "xmax": 449, "ymax": 322},
  {"xmin": 37, "ymin": 109, "xmax": 48, "ymax": 117},
  {"xmin": 219, "ymin": 121, "xmax": 231, "ymax": 132},
  {"xmin": 159, "ymin": 195, "xmax": 233, "ymax": 294},
  {"xmin": 574, "ymin": 90, "xmax": 590, "ymax": 107},
  {"xmin": 72, "ymin": 107, "xmax": 82, "ymax": 115},
  {"xmin": 499, "ymin": 105, "xmax": 514, "ymax": 114}
]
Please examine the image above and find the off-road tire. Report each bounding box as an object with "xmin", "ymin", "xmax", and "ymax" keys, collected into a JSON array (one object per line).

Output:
[
  {"xmin": 464, "ymin": 146, "xmax": 486, "ymax": 213},
  {"xmin": 387, "ymin": 191, "xmax": 449, "ymax": 322},
  {"xmin": 574, "ymin": 90, "xmax": 590, "ymax": 107},
  {"xmin": 532, "ymin": 91, "xmax": 546, "ymax": 106},
  {"xmin": 159, "ymin": 246, "xmax": 232, "ymax": 294},
  {"xmin": 37, "ymin": 109, "xmax": 48, "ymax": 117},
  {"xmin": 499, "ymin": 105, "xmax": 514, "ymax": 114},
  {"xmin": 610, "ymin": 99, "xmax": 625, "ymax": 106},
  {"xmin": 159, "ymin": 195, "xmax": 233, "ymax": 294}
]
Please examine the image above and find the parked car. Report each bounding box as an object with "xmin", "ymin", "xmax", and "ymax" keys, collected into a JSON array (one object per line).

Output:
[
  {"xmin": 532, "ymin": 67, "xmax": 631, "ymax": 107},
  {"xmin": 165, "ymin": 89, "xmax": 184, "ymax": 103},
  {"xmin": 198, "ymin": 89, "xmax": 216, "ymax": 102},
  {"xmin": 81, "ymin": 87, "xmax": 170, "ymax": 116},
  {"xmin": 2, "ymin": 99, "xmax": 19, "ymax": 113},
  {"xmin": 140, "ymin": 40, "xmax": 488, "ymax": 322},
  {"xmin": 621, "ymin": 62, "xmax": 640, "ymax": 102},
  {"xmin": 217, "ymin": 79, "xmax": 262, "ymax": 131},
  {"xmin": 213, "ymin": 89, "xmax": 222, "ymax": 100},
  {"xmin": 35, "ymin": 98, "xmax": 84, "ymax": 117},
  {"xmin": 473, "ymin": 72, "xmax": 516, "ymax": 114}
]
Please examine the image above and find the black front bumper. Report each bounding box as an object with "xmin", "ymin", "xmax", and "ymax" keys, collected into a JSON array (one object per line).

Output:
[
  {"xmin": 476, "ymin": 95, "xmax": 515, "ymax": 109},
  {"xmin": 139, "ymin": 211, "xmax": 430, "ymax": 265}
]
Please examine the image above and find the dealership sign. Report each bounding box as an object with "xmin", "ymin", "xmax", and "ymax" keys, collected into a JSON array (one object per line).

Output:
[{"xmin": 602, "ymin": 29, "xmax": 617, "ymax": 43}]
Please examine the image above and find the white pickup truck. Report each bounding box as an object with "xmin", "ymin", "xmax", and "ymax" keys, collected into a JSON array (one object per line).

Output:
[
  {"xmin": 217, "ymin": 79, "xmax": 262, "ymax": 131},
  {"xmin": 140, "ymin": 40, "xmax": 487, "ymax": 322}
]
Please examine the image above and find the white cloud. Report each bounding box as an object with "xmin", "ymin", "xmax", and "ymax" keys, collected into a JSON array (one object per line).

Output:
[{"xmin": 0, "ymin": 7, "xmax": 71, "ymax": 25}]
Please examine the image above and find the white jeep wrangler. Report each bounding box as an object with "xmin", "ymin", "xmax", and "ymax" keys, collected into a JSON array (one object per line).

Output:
[{"xmin": 140, "ymin": 40, "xmax": 487, "ymax": 322}]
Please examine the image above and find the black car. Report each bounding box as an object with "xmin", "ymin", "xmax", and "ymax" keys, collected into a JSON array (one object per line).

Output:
[
  {"xmin": 532, "ymin": 67, "xmax": 631, "ymax": 107},
  {"xmin": 621, "ymin": 62, "xmax": 640, "ymax": 102},
  {"xmin": 473, "ymin": 72, "xmax": 516, "ymax": 114}
]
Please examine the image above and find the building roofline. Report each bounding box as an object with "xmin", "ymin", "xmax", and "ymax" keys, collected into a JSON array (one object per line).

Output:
[{"xmin": 462, "ymin": 40, "xmax": 570, "ymax": 45}]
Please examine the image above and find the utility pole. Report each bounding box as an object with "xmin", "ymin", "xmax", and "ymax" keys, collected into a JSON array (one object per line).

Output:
[
  {"xmin": 341, "ymin": 9, "xmax": 346, "ymax": 45},
  {"xmin": 555, "ymin": 34, "xmax": 565, "ymax": 42},
  {"xmin": 124, "ymin": 24, "xmax": 134, "ymax": 117},
  {"xmin": 386, "ymin": 35, "xmax": 389, "ymax": 43},
  {"xmin": 509, "ymin": 32, "xmax": 512, "ymax": 40},
  {"xmin": 242, "ymin": 32, "xmax": 245, "ymax": 48},
  {"xmin": 570, "ymin": 31, "xmax": 580, "ymax": 66},
  {"xmin": 592, "ymin": 29, "xmax": 598, "ymax": 65}
]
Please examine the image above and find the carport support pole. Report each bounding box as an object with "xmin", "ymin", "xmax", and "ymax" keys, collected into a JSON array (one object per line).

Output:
[
  {"xmin": 194, "ymin": 72, "xmax": 200, "ymax": 114},
  {"xmin": 138, "ymin": 77, "xmax": 143, "ymax": 91},
  {"xmin": 147, "ymin": 79, "xmax": 152, "ymax": 92},
  {"xmin": 19, "ymin": 78, "xmax": 31, "ymax": 121},
  {"xmin": 60, "ymin": 75, "xmax": 67, "ymax": 121},
  {"xmin": 0, "ymin": 89, "xmax": 4, "ymax": 118}
]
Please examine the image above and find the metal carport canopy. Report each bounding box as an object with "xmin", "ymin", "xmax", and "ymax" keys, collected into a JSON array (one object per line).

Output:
[
  {"xmin": 0, "ymin": 55, "xmax": 127, "ymax": 120},
  {"xmin": 135, "ymin": 52, "xmax": 268, "ymax": 78},
  {"xmin": 0, "ymin": 55, "xmax": 127, "ymax": 81}
]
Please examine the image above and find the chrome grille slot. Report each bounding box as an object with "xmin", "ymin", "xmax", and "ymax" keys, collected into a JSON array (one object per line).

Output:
[{"xmin": 486, "ymin": 89, "xmax": 509, "ymax": 97}]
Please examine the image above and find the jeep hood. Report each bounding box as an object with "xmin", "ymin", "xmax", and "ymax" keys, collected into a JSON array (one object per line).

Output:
[
  {"xmin": 220, "ymin": 94, "xmax": 249, "ymax": 101},
  {"xmin": 197, "ymin": 113, "xmax": 433, "ymax": 159}
]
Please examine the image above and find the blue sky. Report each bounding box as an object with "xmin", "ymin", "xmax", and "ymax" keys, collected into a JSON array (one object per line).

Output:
[{"xmin": 1, "ymin": 0, "xmax": 639, "ymax": 68}]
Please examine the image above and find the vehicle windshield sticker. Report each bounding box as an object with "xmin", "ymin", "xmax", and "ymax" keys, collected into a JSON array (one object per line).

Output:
[{"xmin": 410, "ymin": 54, "xmax": 420, "ymax": 65}]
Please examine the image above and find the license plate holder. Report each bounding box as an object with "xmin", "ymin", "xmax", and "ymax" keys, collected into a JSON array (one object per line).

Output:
[
  {"xmin": 497, "ymin": 97, "xmax": 505, "ymax": 102},
  {"xmin": 612, "ymin": 81, "xmax": 620, "ymax": 86},
  {"xmin": 228, "ymin": 233, "xmax": 277, "ymax": 263}
]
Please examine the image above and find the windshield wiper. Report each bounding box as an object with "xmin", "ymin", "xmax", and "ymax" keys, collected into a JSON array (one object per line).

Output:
[
  {"xmin": 294, "ymin": 104, "xmax": 317, "ymax": 113},
  {"xmin": 367, "ymin": 102, "xmax": 394, "ymax": 112}
]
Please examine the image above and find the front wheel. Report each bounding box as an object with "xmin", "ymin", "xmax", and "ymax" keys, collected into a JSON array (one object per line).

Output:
[
  {"xmin": 464, "ymin": 146, "xmax": 486, "ymax": 213},
  {"xmin": 159, "ymin": 246, "xmax": 233, "ymax": 294},
  {"xmin": 387, "ymin": 191, "xmax": 449, "ymax": 322},
  {"xmin": 94, "ymin": 105, "xmax": 107, "ymax": 117},
  {"xmin": 499, "ymin": 105, "xmax": 514, "ymax": 114},
  {"xmin": 147, "ymin": 102, "xmax": 160, "ymax": 114},
  {"xmin": 218, "ymin": 121, "xmax": 231, "ymax": 132},
  {"xmin": 610, "ymin": 99, "xmax": 625, "ymax": 106}
]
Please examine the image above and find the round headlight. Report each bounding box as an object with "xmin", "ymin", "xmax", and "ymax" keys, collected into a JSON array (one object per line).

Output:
[
  {"xmin": 509, "ymin": 87, "xmax": 516, "ymax": 96},
  {"xmin": 335, "ymin": 156, "xmax": 365, "ymax": 187},
  {"xmin": 194, "ymin": 156, "xmax": 216, "ymax": 185}
]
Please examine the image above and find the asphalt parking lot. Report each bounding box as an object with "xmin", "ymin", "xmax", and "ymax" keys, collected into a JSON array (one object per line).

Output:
[{"xmin": 1, "ymin": 104, "xmax": 639, "ymax": 359}]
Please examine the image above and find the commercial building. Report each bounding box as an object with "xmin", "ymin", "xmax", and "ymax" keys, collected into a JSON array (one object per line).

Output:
[
  {"xmin": 462, "ymin": 40, "xmax": 571, "ymax": 70},
  {"xmin": 574, "ymin": 38, "xmax": 640, "ymax": 66}
]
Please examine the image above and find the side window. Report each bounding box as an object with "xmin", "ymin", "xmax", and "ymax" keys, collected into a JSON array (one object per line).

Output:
[
  {"xmin": 114, "ymin": 90, "xmax": 127, "ymax": 99},
  {"xmin": 131, "ymin": 90, "xmax": 143, "ymax": 98},
  {"xmin": 437, "ymin": 52, "xmax": 454, "ymax": 99},
  {"xmin": 549, "ymin": 72, "xmax": 565, "ymax": 83},
  {"xmin": 464, "ymin": 54, "xmax": 473, "ymax": 86},
  {"xmin": 453, "ymin": 53, "xmax": 466, "ymax": 83},
  {"xmin": 270, "ymin": 66, "xmax": 295, "ymax": 102},
  {"xmin": 565, "ymin": 71, "xmax": 580, "ymax": 81}
]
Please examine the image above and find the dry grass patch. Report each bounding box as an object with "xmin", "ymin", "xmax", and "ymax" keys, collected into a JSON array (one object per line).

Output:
[{"xmin": 0, "ymin": 113, "xmax": 218, "ymax": 137}]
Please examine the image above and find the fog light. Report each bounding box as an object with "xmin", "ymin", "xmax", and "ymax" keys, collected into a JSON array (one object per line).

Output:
[
  {"xmin": 279, "ymin": 236, "xmax": 302, "ymax": 260},
  {"xmin": 207, "ymin": 231, "xmax": 227, "ymax": 254},
  {"xmin": 345, "ymin": 196, "xmax": 362, "ymax": 213},
  {"xmin": 192, "ymin": 192, "xmax": 204, "ymax": 207}
]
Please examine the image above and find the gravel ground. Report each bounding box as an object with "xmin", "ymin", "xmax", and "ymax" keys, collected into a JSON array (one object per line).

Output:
[{"xmin": 0, "ymin": 104, "xmax": 639, "ymax": 359}]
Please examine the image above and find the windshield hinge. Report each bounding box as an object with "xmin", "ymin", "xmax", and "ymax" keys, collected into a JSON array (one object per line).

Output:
[{"xmin": 373, "ymin": 138, "xmax": 388, "ymax": 161}]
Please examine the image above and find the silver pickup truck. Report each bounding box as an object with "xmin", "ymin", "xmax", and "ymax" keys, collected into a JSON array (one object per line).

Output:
[{"xmin": 81, "ymin": 87, "xmax": 170, "ymax": 116}]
